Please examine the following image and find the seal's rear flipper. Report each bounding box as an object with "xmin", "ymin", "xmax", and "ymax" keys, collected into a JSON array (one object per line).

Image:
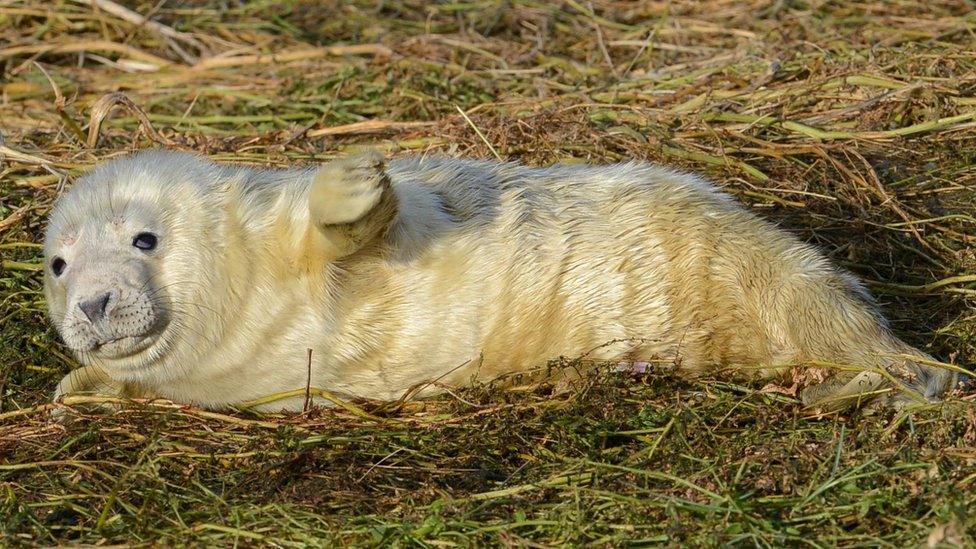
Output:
[{"xmin": 799, "ymin": 356, "xmax": 959, "ymax": 413}]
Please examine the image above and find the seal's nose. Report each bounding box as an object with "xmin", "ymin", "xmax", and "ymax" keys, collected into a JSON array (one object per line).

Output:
[{"xmin": 78, "ymin": 292, "xmax": 112, "ymax": 323}]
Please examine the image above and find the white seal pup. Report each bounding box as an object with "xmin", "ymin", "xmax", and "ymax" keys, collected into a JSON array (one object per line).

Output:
[{"xmin": 43, "ymin": 149, "xmax": 957, "ymax": 412}]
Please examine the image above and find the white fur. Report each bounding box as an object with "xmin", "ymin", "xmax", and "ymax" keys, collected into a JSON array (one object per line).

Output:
[{"xmin": 44, "ymin": 151, "xmax": 954, "ymax": 411}]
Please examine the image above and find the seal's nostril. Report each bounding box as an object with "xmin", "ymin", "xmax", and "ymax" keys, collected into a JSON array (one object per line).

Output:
[{"xmin": 78, "ymin": 292, "xmax": 112, "ymax": 323}]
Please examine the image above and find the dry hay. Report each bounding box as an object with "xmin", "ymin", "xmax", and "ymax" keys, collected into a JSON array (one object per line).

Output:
[{"xmin": 2, "ymin": 0, "xmax": 976, "ymax": 545}]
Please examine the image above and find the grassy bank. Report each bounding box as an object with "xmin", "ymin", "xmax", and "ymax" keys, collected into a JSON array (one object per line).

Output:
[{"xmin": 2, "ymin": 1, "xmax": 976, "ymax": 545}]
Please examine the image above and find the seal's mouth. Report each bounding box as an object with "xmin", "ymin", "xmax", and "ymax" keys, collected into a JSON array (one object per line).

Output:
[{"xmin": 92, "ymin": 331, "xmax": 161, "ymax": 360}]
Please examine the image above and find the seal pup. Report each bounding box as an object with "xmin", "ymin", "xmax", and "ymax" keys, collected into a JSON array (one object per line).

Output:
[{"xmin": 43, "ymin": 149, "xmax": 957, "ymax": 412}]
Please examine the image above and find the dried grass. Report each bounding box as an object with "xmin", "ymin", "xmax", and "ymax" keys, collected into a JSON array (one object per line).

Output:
[{"xmin": 2, "ymin": 0, "xmax": 976, "ymax": 545}]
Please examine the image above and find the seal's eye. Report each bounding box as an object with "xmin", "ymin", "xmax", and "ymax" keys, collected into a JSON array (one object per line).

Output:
[
  {"xmin": 133, "ymin": 232, "xmax": 158, "ymax": 251},
  {"xmin": 51, "ymin": 257, "xmax": 66, "ymax": 277}
]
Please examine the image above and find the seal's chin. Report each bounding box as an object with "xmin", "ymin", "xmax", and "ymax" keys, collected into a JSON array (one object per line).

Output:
[{"xmin": 92, "ymin": 333, "xmax": 159, "ymax": 360}]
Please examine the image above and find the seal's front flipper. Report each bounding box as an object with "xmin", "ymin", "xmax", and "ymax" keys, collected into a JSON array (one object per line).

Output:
[
  {"xmin": 51, "ymin": 365, "xmax": 128, "ymax": 420},
  {"xmin": 54, "ymin": 365, "xmax": 121, "ymax": 400},
  {"xmin": 309, "ymin": 149, "xmax": 398, "ymax": 260}
]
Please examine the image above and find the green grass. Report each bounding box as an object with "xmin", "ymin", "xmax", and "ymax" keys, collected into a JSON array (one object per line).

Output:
[{"xmin": 2, "ymin": 0, "xmax": 976, "ymax": 545}]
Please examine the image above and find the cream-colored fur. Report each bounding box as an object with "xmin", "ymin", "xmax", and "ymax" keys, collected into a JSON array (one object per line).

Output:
[{"xmin": 43, "ymin": 150, "xmax": 956, "ymax": 412}]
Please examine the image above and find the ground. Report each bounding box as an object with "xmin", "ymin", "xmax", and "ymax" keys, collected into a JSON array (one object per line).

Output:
[{"xmin": 2, "ymin": 1, "xmax": 976, "ymax": 546}]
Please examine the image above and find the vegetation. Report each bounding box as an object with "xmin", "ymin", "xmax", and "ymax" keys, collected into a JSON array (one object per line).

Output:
[{"xmin": 2, "ymin": 0, "xmax": 975, "ymax": 545}]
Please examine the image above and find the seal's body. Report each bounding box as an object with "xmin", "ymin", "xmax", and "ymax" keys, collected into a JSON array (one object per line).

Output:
[{"xmin": 44, "ymin": 150, "xmax": 954, "ymax": 411}]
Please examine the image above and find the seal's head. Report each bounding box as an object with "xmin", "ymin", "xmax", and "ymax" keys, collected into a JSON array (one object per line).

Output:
[{"xmin": 44, "ymin": 150, "xmax": 231, "ymax": 382}]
